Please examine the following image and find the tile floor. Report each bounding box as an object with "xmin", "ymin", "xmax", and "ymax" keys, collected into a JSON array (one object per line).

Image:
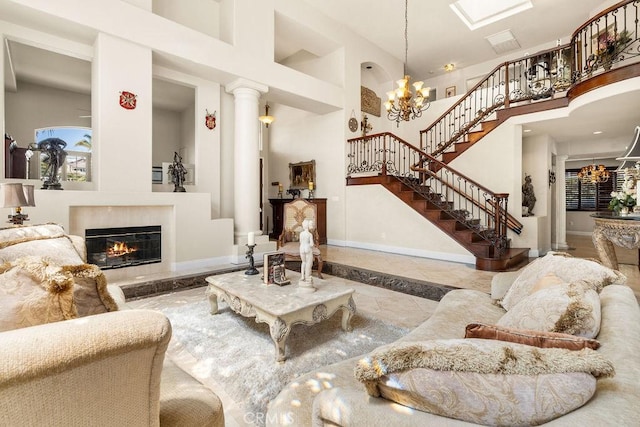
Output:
[{"xmin": 126, "ymin": 235, "xmax": 639, "ymax": 426}]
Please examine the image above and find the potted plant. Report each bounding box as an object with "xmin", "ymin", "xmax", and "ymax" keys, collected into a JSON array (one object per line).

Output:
[
  {"xmin": 609, "ymin": 175, "xmax": 637, "ymax": 214},
  {"xmin": 596, "ymin": 29, "xmax": 632, "ymax": 70}
]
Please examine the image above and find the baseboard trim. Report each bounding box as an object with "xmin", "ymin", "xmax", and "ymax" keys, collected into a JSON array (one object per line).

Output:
[{"xmin": 326, "ymin": 240, "xmax": 476, "ymax": 265}]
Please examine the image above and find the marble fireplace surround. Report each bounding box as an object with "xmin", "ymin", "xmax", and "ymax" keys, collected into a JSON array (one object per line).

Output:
[{"xmin": 70, "ymin": 205, "xmax": 173, "ymax": 281}]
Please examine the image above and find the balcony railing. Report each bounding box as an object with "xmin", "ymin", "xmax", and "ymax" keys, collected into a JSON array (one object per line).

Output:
[{"xmin": 420, "ymin": 0, "xmax": 640, "ymax": 161}]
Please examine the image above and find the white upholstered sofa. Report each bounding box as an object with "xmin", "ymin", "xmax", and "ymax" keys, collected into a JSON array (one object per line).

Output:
[
  {"xmin": 0, "ymin": 224, "xmax": 224, "ymax": 427},
  {"xmin": 267, "ymin": 252, "xmax": 640, "ymax": 426}
]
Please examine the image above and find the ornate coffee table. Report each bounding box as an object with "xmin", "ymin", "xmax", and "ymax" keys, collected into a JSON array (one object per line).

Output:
[{"xmin": 205, "ymin": 271, "xmax": 356, "ymax": 363}]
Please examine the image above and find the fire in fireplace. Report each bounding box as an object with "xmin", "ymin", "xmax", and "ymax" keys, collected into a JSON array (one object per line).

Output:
[{"xmin": 85, "ymin": 226, "xmax": 161, "ymax": 270}]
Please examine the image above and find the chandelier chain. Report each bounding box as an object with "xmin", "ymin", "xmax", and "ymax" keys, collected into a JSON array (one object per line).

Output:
[{"xmin": 404, "ymin": 0, "xmax": 408, "ymax": 75}]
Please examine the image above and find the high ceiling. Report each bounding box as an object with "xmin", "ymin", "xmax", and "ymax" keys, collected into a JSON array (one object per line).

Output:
[
  {"xmin": 299, "ymin": 0, "xmax": 640, "ymax": 153},
  {"xmin": 301, "ymin": 0, "xmax": 605, "ymax": 79},
  {"xmin": 3, "ymin": 0, "xmax": 640, "ymax": 154}
]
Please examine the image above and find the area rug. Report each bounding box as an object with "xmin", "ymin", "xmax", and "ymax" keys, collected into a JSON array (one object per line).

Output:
[{"xmin": 160, "ymin": 300, "xmax": 408, "ymax": 424}]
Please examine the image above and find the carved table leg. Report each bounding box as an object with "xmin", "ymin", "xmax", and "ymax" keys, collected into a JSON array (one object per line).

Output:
[
  {"xmin": 593, "ymin": 225, "xmax": 619, "ymax": 270},
  {"xmin": 341, "ymin": 296, "xmax": 356, "ymax": 332},
  {"xmin": 270, "ymin": 317, "xmax": 291, "ymax": 363},
  {"xmin": 208, "ymin": 291, "xmax": 219, "ymax": 315}
]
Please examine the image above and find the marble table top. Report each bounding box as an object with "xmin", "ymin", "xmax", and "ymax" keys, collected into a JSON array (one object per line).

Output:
[{"xmin": 205, "ymin": 270, "xmax": 354, "ymax": 317}]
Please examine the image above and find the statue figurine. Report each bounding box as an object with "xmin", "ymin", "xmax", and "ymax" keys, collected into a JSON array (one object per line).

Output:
[
  {"xmin": 30, "ymin": 138, "xmax": 67, "ymax": 190},
  {"xmin": 168, "ymin": 152, "xmax": 187, "ymax": 192},
  {"xmin": 522, "ymin": 174, "xmax": 536, "ymax": 217},
  {"xmin": 298, "ymin": 219, "xmax": 316, "ymax": 291}
]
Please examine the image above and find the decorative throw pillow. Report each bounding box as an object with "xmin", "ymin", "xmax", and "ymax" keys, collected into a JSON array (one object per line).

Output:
[
  {"xmin": 465, "ymin": 323, "xmax": 600, "ymax": 350},
  {"xmin": 0, "ymin": 223, "xmax": 67, "ymax": 243},
  {"xmin": 0, "ymin": 235, "xmax": 84, "ymax": 266},
  {"xmin": 531, "ymin": 272, "xmax": 564, "ymax": 294},
  {"xmin": 63, "ymin": 263, "xmax": 118, "ymax": 316},
  {"xmin": 0, "ymin": 256, "xmax": 77, "ymax": 332},
  {"xmin": 500, "ymin": 252, "xmax": 625, "ymax": 311},
  {"xmin": 497, "ymin": 281, "xmax": 601, "ymax": 338},
  {"xmin": 354, "ymin": 339, "xmax": 614, "ymax": 426}
]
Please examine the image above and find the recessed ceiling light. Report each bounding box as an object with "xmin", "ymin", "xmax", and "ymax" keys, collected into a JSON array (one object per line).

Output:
[
  {"xmin": 593, "ymin": 131, "xmax": 603, "ymax": 135},
  {"xmin": 523, "ymin": 129, "xmax": 532, "ymax": 133}
]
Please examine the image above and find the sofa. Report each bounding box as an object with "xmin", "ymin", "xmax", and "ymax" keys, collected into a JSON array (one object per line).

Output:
[
  {"xmin": 267, "ymin": 252, "xmax": 640, "ymax": 426},
  {"xmin": 0, "ymin": 223, "xmax": 224, "ymax": 427}
]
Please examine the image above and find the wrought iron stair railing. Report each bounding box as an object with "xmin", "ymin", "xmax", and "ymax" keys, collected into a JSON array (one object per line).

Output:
[
  {"xmin": 419, "ymin": 0, "xmax": 640, "ymax": 163},
  {"xmin": 347, "ymin": 132, "xmax": 516, "ymax": 259}
]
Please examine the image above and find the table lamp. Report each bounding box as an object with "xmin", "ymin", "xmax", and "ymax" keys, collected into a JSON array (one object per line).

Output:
[{"xmin": 1, "ymin": 183, "xmax": 34, "ymax": 225}]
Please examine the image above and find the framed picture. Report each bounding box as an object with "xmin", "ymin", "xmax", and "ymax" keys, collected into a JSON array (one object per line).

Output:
[
  {"xmin": 445, "ymin": 86, "xmax": 457, "ymax": 98},
  {"xmin": 289, "ymin": 160, "xmax": 316, "ymax": 190},
  {"xmin": 152, "ymin": 166, "xmax": 163, "ymax": 184}
]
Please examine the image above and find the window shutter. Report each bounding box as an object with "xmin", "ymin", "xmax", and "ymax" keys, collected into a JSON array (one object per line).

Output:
[{"xmin": 566, "ymin": 170, "xmax": 579, "ymax": 210}]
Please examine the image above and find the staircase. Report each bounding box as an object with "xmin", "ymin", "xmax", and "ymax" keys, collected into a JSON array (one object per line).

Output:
[
  {"xmin": 347, "ymin": 133, "xmax": 527, "ymax": 271},
  {"xmin": 348, "ymin": 173, "xmax": 528, "ymax": 271},
  {"xmin": 346, "ymin": 0, "xmax": 640, "ymax": 271}
]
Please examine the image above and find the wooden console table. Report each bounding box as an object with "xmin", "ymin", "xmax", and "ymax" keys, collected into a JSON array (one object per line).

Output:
[
  {"xmin": 591, "ymin": 212, "xmax": 640, "ymax": 270},
  {"xmin": 269, "ymin": 198, "xmax": 327, "ymax": 244}
]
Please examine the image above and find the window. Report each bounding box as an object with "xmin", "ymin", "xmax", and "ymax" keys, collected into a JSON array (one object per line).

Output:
[
  {"xmin": 32, "ymin": 127, "xmax": 92, "ymax": 182},
  {"xmin": 565, "ymin": 167, "xmax": 623, "ymax": 211}
]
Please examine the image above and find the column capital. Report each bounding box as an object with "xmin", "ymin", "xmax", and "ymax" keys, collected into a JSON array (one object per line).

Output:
[{"xmin": 225, "ymin": 78, "xmax": 268, "ymax": 95}]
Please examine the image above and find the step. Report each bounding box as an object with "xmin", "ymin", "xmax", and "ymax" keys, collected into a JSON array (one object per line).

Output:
[{"xmin": 475, "ymin": 248, "xmax": 530, "ymax": 271}]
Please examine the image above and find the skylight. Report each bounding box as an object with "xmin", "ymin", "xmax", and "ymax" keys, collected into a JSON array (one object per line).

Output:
[{"xmin": 450, "ymin": 0, "xmax": 533, "ymax": 30}]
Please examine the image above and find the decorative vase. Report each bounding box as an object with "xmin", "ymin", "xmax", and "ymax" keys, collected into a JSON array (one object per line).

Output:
[{"xmin": 620, "ymin": 207, "xmax": 629, "ymax": 215}]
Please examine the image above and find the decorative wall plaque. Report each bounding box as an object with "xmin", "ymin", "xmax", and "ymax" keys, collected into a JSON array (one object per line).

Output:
[{"xmin": 360, "ymin": 86, "xmax": 381, "ymax": 117}]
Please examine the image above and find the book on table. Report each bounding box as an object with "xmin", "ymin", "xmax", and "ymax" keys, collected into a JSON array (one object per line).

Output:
[{"xmin": 263, "ymin": 251, "xmax": 290, "ymax": 285}]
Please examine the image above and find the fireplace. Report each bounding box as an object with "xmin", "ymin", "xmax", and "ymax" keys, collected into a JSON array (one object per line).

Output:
[{"xmin": 85, "ymin": 226, "xmax": 161, "ymax": 270}]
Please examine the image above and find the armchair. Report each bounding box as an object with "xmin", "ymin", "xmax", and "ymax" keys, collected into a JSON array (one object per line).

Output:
[{"xmin": 277, "ymin": 199, "xmax": 324, "ymax": 278}]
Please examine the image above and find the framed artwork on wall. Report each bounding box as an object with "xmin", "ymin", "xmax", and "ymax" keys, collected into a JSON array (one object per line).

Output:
[
  {"xmin": 445, "ymin": 86, "xmax": 457, "ymax": 97},
  {"xmin": 289, "ymin": 160, "xmax": 315, "ymax": 190}
]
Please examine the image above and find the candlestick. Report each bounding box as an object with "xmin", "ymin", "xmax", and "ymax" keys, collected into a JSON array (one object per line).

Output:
[
  {"xmin": 244, "ymin": 244, "xmax": 259, "ymax": 275},
  {"xmin": 247, "ymin": 231, "xmax": 255, "ymax": 246}
]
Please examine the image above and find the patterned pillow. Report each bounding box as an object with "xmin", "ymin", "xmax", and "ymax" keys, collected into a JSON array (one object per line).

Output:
[
  {"xmin": 354, "ymin": 339, "xmax": 614, "ymax": 426},
  {"xmin": 497, "ymin": 281, "xmax": 601, "ymax": 338},
  {"xmin": 465, "ymin": 323, "xmax": 600, "ymax": 350},
  {"xmin": 500, "ymin": 252, "xmax": 625, "ymax": 311}
]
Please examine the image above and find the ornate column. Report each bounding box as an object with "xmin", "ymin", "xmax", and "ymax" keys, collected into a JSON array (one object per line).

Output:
[
  {"xmin": 555, "ymin": 155, "xmax": 569, "ymax": 250},
  {"xmin": 225, "ymin": 79, "xmax": 268, "ymax": 242}
]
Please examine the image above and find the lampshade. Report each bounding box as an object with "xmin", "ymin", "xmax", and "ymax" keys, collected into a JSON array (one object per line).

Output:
[
  {"xmin": 22, "ymin": 184, "xmax": 36, "ymax": 207},
  {"xmin": 616, "ymin": 126, "xmax": 640, "ymax": 161},
  {"xmin": 259, "ymin": 103, "xmax": 275, "ymax": 128},
  {"xmin": 0, "ymin": 183, "xmax": 28, "ymax": 208}
]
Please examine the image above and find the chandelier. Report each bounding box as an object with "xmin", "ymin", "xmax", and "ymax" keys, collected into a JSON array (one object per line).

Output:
[
  {"xmin": 384, "ymin": 0, "xmax": 431, "ymax": 126},
  {"xmin": 578, "ymin": 163, "xmax": 610, "ymax": 183}
]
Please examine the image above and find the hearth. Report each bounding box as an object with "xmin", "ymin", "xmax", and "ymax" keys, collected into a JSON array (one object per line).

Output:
[{"xmin": 85, "ymin": 226, "xmax": 161, "ymax": 270}]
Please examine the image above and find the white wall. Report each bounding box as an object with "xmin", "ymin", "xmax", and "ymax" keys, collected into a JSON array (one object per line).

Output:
[{"xmin": 152, "ymin": 108, "xmax": 181, "ymax": 166}]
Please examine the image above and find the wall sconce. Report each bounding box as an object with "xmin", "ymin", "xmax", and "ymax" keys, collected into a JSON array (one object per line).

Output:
[
  {"xmin": 548, "ymin": 170, "xmax": 556, "ymax": 187},
  {"xmin": 259, "ymin": 102, "xmax": 275, "ymax": 128},
  {"xmin": 1, "ymin": 183, "xmax": 36, "ymax": 225}
]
